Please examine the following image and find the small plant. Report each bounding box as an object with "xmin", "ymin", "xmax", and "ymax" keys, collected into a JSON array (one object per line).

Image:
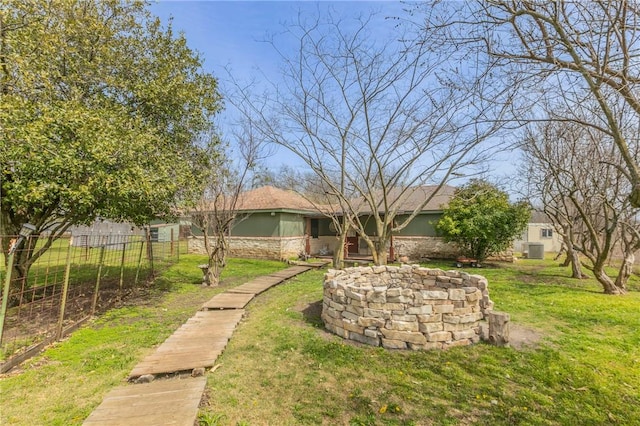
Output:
[{"xmin": 198, "ymin": 411, "xmax": 226, "ymax": 426}]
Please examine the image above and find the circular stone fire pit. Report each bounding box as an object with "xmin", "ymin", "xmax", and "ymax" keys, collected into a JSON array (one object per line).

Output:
[{"xmin": 321, "ymin": 265, "xmax": 494, "ymax": 350}]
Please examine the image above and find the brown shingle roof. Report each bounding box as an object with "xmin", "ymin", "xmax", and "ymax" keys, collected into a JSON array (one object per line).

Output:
[
  {"xmin": 352, "ymin": 185, "xmax": 455, "ymax": 214},
  {"xmin": 235, "ymin": 186, "xmax": 319, "ymax": 212}
]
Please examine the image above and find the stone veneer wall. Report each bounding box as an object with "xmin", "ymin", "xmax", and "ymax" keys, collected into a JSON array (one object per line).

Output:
[
  {"xmin": 322, "ymin": 265, "xmax": 494, "ymax": 350},
  {"xmin": 188, "ymin": 236, "xmax": 305, "ymax": 260},
  {"xmin": 393, "ymin": 236, "xmax": 459, "ymax": 260}
]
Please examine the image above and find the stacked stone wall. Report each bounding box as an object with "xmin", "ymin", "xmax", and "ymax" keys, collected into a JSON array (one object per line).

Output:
[
  {"xmin": 188, "ymin": 236, "xmax": 305, "ymax": 260},
  {"xmin": 322, "ymin": 265, "xmax": 494, "ymax": 350}
]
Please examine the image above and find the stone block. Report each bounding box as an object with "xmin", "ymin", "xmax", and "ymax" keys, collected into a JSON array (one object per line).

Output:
[
  {"xmin": 453, "ymin": 306, "xmax": 473, "ymax": 315},
  {"xmin": 380, "ymin": 329, "xmax": 427, "ymax": 344},
  {"xmin": 368, "ymin": 303, "xmax": 385, "ymax": 310},
  {"xmin": 343, "ymin": 321, "xmax": 365, "ymax": 334},
  {"xmin": 421, "ymin": 290, "xmax": 448, "ymax": 300},
  {"xmin": 487, "ymin": 311, "xmax": 510, "ymax": 347},
  {"xmin": 387, "ymin": 288, "xmax": 402, "ymax": 297},
  {"xmin": 416, "ymin": 313, "xmax": 442, "ymax": 323},
  {"xmin": 381, "ymin": 338, "xmax": 407, "ymax": 349},
  {"xmin": 364, "ymin": 329, "xmax": 379, "ymax": 338},
  {"xmin": 345, "ymin": 288, "xmax": 365, "ymax": 301},
  {"xmin": 329, "ymin": 300, "xmax": 345, "ymax": 311},
  {"xmin": 386, "ymin": 320, "xmax": 419, "ymax": 332},
  {"xmin": 449, "ymin": 277, "xmax": 464, "ymax": 285},
  {"xmin": 436, "ymin": 275, "xmax": 451, "ymax": 283},
  {"xmin": 372, "ymin": 265, "xmax": 387, "ymax": 274},
  {"xmin": 345, "ymin": 305, "xmax": 364, "ymax": 316},
  {"xmin": 433, "ymin": 304, "xmax": 454, "ymax": 314},
  {"xmin": 391, "ymin": 314, "xmax": 417, "ymax": 322},
  {"xmin": 452, "ymin": 329, "xmax": 477, "ymax": 340},
  {"xmin": 445, "ymin": 270, "xmax": 461, "ymax": 278},
  {"xmin": 465, "ymin": 291, "xmax": 480, "ymax": 302},
  {"xmin": 443, "ymin": 322, "xmax": 470, "ymax": 332},
  {"xmin": 341, "ymin": 311, "xmax": 360, "ymax": 322},
  {"xmin": 383, "ymin": 303, "xmax": 405, "ymax": 311},
  {"xmin": 358, "ymin": 317, "xmax": 386, "ymax": 328},
  {"xmin": 349, "ymin": 332, "xmax": 380, "ymax": 346},
  {"xmin": 419, "ymin": 322, "xmax": 444, "ymax": 333},
  {"xmin": 442, "ymin": 314, "xmax": 460, "ymax": 324},
  {"xmin": 427, "ymin": 331, "xmax": 452, "ymax": 342},
  {"xmin": 364, "ymin": 308, "xmax": 388, "ymax": 319},
  {"xmin": 409, "ymin": 342, "xmax": 443, "ymax": 350},
  {"xmin": 366, "ymin": 291, "xmax": 386, "ymax": 303},
  {"xmin": 443, "ymin": 339, "xmax": 471, "ymax": 349},
  {"xmin": 448, "ymin": 289, "xmax": 466, "ymax": 300},
  {"xmin": 388, "ymin": 295, "xmax": 412, "ymax": 304},
  {"xmin": 406, "ymin": 305, "xmax": 433, "ymax": 315}
]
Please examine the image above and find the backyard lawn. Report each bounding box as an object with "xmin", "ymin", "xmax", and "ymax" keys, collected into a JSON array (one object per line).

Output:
[{"xmin": 1, "ymin": 256, "xmax": 638, "ymax": 425}]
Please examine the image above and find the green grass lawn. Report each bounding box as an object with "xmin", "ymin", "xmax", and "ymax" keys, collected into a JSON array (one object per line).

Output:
[{"xmin": 1, "ymin": 257, "xmax": 638, "ymax": 425}]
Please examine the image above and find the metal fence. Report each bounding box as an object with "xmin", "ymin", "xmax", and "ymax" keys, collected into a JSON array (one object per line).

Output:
[{"xmin": 0, "ymin": 233, "xmax": 182, "ymax": 372}]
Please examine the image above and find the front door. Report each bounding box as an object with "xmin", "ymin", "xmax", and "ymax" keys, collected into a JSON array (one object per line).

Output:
[{"xmin": 346, "ymin": 236, "xmax": 359, "ymax": 255}]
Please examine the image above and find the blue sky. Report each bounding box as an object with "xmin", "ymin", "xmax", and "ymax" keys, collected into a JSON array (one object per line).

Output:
[
  {"xmin": 149, "ymin": 1, "xmax": 517, "ymax": 182},
  {"xmin": 150, "ymin": 1, "xmax": 411, "ymax": 170}
]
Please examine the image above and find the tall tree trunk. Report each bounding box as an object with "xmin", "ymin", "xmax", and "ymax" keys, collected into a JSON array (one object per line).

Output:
[
  {"xmin": 614, "ymin": 252, "xmax": 634, "ymax": 292},
  {"xmin": 593, "ymin": 261, "xmax": 626, "ymax": 295},
  {"xmin": 333, "ymin": 231, "xmax": 346, "ymax": 269},
  {"xmin": 374, "ymin": 239, "xmax": 388, "ymax": 266}
]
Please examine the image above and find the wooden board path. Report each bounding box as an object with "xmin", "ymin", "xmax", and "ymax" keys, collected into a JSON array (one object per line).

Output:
[
  {"xmin": 83, "ymin": 377, "xmax": 206, "ymax": 426},
  {"xmin": 228, "ymin": 265, "xmax": 311, "ymax": 295},
  {"xmin": 84, "ymin": 265, "xmax": 318, "ymax": 425},
  {"xmin": 202, "ymin": 292, "xmax": 254, "ymax": 310},
  {"xmin": 129, "ymin": 309, "xmax": 244, "ymax": 379}
]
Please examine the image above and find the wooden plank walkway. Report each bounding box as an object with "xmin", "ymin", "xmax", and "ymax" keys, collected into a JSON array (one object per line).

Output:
[
  {"xmin": 129, "ymin": 310, "xmax": 244, "ymax": 379},
  {"xmin": 85, "ymin": 265, "xmax": 317, "ymax": 425},
  {"xmin": 83, "ymin": 377, "xmax": 206, "ymax": 426},
  {"xmin": 228, "ymin": 265, "xmax": 310, "ymax": 294},
  {"xmin": 202, "ymin": 292, "xmax": 254, "ymax": 310}
]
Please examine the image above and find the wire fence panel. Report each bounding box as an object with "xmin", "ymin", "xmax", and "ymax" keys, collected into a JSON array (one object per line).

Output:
[{"xmin": 0, "ymin": 233, "xmax": 182, "ymax": 371}]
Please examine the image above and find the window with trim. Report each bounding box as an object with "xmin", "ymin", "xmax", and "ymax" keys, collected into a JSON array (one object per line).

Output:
[
  {"xmin": 541, "ymin": 228, "xmax": 553, "ymax": 238},
  {"xmin": 310, "ymin": 219, "xmax": 319, "ymax": 238}
]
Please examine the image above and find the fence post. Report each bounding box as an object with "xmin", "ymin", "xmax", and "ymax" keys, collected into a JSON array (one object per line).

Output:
[
  {"xmin": 134, "ymin": 236, "xmax": 145, "ymax": 286},
  {"xmin": 0, "ymin": 244, "xmax": 17, "ymax": 345},
  {"xmin": 170, "ymin": 228, "xmax": 175, "ymax": 258},
  {"xmin": 119, "ymin": 242, "xmax": 126, "ymax": 292},
  {"xmin": 146, "ymin": 227, "xmax": 154, "ymax": 276},
  {"xmin": 56, "ymin": 238, "xmax": 73, "ymax": 340},
  {"xmin": 91, "ymin": 236, "xmax": 107, "ymax": 315}
]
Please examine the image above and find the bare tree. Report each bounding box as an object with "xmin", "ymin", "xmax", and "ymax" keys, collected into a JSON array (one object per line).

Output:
[
  {"xmin": 429, "ymin": 0, "xmax": 640, "ymax": 207},
  {"xmin": 189, "ymin": 124, "xmax": 271, "ymax": 286},
  {"xmin": 230, "ymin": 10, "xmax": 511, "ymax": 265},
  {"xmin": 522, "ymin": 115, "xmax": 639, "ymax": 294}
]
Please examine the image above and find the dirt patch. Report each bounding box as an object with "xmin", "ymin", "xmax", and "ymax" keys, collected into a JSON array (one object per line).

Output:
[{"xmin": 508, "ymin": 323, "xmax": 544, "ymax": 350}]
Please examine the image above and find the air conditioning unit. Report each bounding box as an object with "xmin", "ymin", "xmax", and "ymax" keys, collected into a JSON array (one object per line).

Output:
[{"xmin": 527, "ymin": 243, "xmax": 545, "ymax": 259}]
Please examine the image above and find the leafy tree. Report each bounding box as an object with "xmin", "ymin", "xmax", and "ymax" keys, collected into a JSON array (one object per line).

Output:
[
  {"xmin": 0, "ymin": 1, "xmax": 222, "ymax": 296},
  {"xmin": 437, "ymin": 180, "xmax": 530, "ymax": 263}
]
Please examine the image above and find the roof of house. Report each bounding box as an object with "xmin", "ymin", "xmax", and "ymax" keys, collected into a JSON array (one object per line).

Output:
[
  {"xmin": 196, "ymin": 185, "xmax": 454, "ymax": 215},
  {"xmin": 351, "ymin": 185, "xmax": 456, "ymax": 214},
  {"xmin": 529, "ymin": 210, "xmax": 553, "ymax": 224},
  {"xmin": 235, "ymin": 186, "xmax": 319, "ymax": 212}
]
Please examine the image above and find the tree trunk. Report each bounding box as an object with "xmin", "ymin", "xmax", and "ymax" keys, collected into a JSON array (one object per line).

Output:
[
  {"xmin": 373, "ymin": 239, "xmax": 388, "ymax": 266},
  {"xmin": 333, "ymin": 231, "xmax": 346, "ymax": 269},
  {"xmin": 566, "ymin": 245, "xmax": 586, "ymax": 279},
  {"xmin": 593, "ymin": 262, "xmax": 626, "ymax": 295},
  {"xmin": 614, "ymin": 252, "xmax": 634, "ymax": 292}
]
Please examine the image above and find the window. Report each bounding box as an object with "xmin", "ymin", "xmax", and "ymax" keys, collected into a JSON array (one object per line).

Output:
[
  {"xmin": 310, "ymin": 219, "xmax": 319, "ymax": 239},
  {"xmin": 541, "ymin": 228, "xmax": 553, "ymax": 238}
]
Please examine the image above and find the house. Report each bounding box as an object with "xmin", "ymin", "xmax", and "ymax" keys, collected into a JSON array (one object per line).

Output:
[
  {"xmin": 187, "ymin": 185, "xmax": 459, "ymax": 261},
  {"xmin": 188, "ymin": 186, "xmax": 321, "ymax": 260},
  {"xmin": 514, "ymin": 211, "xmax": 562, "ymax": 254}
]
